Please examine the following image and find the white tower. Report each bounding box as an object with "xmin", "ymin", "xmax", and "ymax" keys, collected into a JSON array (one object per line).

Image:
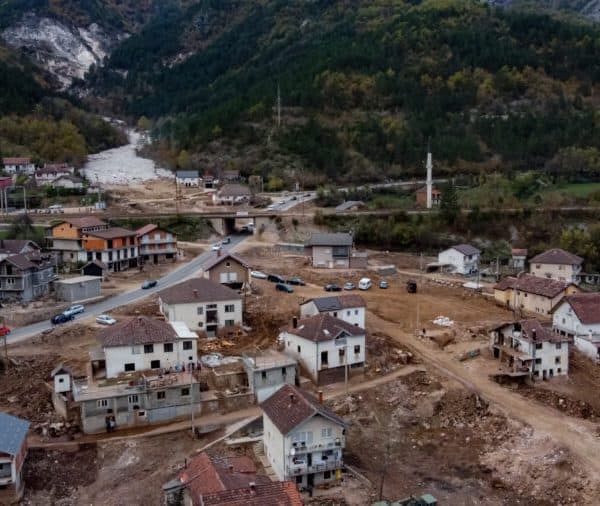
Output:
[{"xmin": 426, "ymin": 140, "xmax": 433, "ymax": 209}]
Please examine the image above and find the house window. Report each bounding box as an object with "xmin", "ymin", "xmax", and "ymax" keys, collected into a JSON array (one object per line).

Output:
[
  {"xmin": 225, "ymin": 319, "xmax": 234, "ymax": 327},
  {"xmin": 535, "ymin": 358, "xmax": 542, "ymax": 364},
  {"xmin": 354, "ymin": 310, "xmax": 359, "ymax": 315},
  {"xmin": 207, "ymin": 304, "xmax": 217, "ymax": 309},
  {"xmin": 562, "ymin": 318, "xmax": 566, "ymax": 324},
  {"xmin": 150, "ymin": 360, "xmax": 161, "ymax": 369},
  {"xmin": 128, "ymin": 394, "xmax": 138, "ymax": 404},
  {"xmin": 181, "ymin": 388, "xmax": 190, "ymax": 397},
  {"xmin": 224, "ymin": 304, "xmax": 235, "ymax": 313},
  {"xmin": 346, "ymin": 310, "xmax": 351, "ymax": 316},
  {"xmin": 321, "ymin": 351, "xmax": 328, "ymax": 365},
  {"xmin": 297, "ymin": 345, "xmax": 301, "ymax": 353},
  {"xmin": 535, "ymin": 264, "xmax": 540, "ymax": 269},
  {"xmin": 131, "ymin": 346, "xmax": 141, "ymax": 355},
  {"xmin": 535, "ymin": 343, "xmax": 542, "ymax": 350},
  {"xmin": 261, "ymin": 371, "xmax": 267, "ymax": 381},
  {"xmin": 97, "ymin": 399, "xmax": 109, "ymax": 408},
  {"xmin": 6, "ymin": 278, "xmax": 14, "ymax": 285},
  {"xmin": 556, "ymin": 343, "xmax": 562, "ymax": 350},
  {"xmin": 557, "ymin": 368, "xmax": 562, "ymax": 373},
  {"xmin": 164, "ymin": 343, "xmax": 173, "ymax": 353},
  {"xmin": 157, "ymin": 391, "xmax": 166, "ymax": 400},
  {"xmin": 124, "ymin": 363, "xmax": 135, "ymax": 372},
  {"xmin": 555, "ymin": 356, "xmax": 561, "ymax": 364},
  {"xmin": 197, "ymin": 306, "xmax": 204, "ymax": 315},
  {"xmin": 144, "ymin": 344, "xmax": 154, "ymax": 354},
  {"xmin": 198, "ymin": 322, "xmax": 204, "ymax": 328},
  {"xmin": 354, "ymin": 345, "xmax": 361, "ymax": 354},
  {"xmin": 226, "ymin": 261, "xmax": 230, "ymax": 267},
  {"xmin": 321, "ymin": 427, "xmax": 332, "ymax": 438},
  {"xmin": 183, "ymin": 341, "xmax": 193, "ymax": 350},
  {"xmin": 339, "ymin": 348, "xmax": 345, "ymax": 358},
  {"xmin": 333, "ymin": 312, "xmax": 338, "ymax": 318},
  {"xmin": 282, "ymin": 367, "xmax": 287, "ymax": 376}
]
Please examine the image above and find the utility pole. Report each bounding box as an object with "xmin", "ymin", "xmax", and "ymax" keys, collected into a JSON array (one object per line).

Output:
[
  {"xmin": 344, "ymin": 343, "xmax": 349, "ymax": 395},
  {"xmin": 276, "ymin": 82, "xmax": 282, "ymax": 129},
  {"xmin": 190, "ymin": 370, "xmax": 195, "ymax": 437}
]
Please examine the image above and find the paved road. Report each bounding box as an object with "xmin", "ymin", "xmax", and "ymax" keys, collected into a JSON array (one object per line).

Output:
[{"xmin": 6, "ymin": 234, "xmax": 248, "ymax": 345}]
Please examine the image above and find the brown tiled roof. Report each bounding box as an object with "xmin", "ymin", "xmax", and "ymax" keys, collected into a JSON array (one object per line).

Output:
[
  {"xmin": 561, "ymin": 293, "xmax": 600, "ymax": 325},
  {"xmin": 36, "ymin": 164, "xmax": 72, "ymax": 174},
  {"xmin": 2, "ymin": 253, "xmax": 36, "ymax": 270},
  {"xmin": 282, "ymin": 313, "xmax": 364, "ymax": 342},
  {"xmin": 450, "ymin": 244, "xmax": 480, "ymax": 256},
  {"xmin": 178, "ymin": 452, "xmax": 271, "ymax": 505},
  {"xmin": 494, "ymin": 274, "xmax": 572, "ymax": 298},
  {"xmin": 303, "ymin": 294, "xmax": 366, "ymax": 312},
  {"xmin": 511, "ymin": 248, "xmax": 528, "ymax": 256},
  {"xmin": 201, "ymin": 482, "xmax": 304, "ymax": 506},
  {"xmin": 218, "ymin": 183, "xmax": 252, "ymax": 197},
  {"xmin": 83, "ymin": 259, "xmax": 108, "ymax": 270},
  {"xmin": 260, "ymin": 384, "xmax": 345, "ymax": 436},
  {"xmin": 136, "ymin": 223, "xmax": 158, "ymax": 237},
  {"xmin": 202, "ymin": 252, "xmax": 250, "ymax": 271},
  {"xmin": 0, "ymin": 239, "xmax": 39, "ymax": 255},
  {"xmin": 101, "ymin": 316, "xmax": 176, "ymax": 347},
  {"xmin": 86, "ymin": 227, "xmax": 137, "ymax": 239},
  {"xmin": 60, "ymin": 217, "xmax": 107, "ymax": 229},
  {"xmin": 3, "ymin": 157, "xmax": 30, "ymax": 165},
  {"xmin": 158, "ymin": 277, "xmax": 241, "ymax": 305},
  {"xmin": 530, "ymin": 248, "xmax": 583, "ymax": 266}
]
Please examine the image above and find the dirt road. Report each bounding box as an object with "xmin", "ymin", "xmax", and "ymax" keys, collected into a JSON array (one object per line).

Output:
[{"xmin": 369, "ymin": 312, "xmax": 600, "ymax": 484}]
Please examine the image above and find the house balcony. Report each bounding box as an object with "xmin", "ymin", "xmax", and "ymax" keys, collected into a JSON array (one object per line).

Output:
[
  {"xmin": 140, "ymin": 246, "xmax": 177, "ymax": 254},
  {"xmin": 139, "ymin": 238, "xmax": 175, "ymax": 245},
  {"xmin": 286, "ymin": 459, "xmax": 343, "ymax": 476},
  {"xmin": 289, "ymin": 439, "xmax": 343, "ymax": 454}
]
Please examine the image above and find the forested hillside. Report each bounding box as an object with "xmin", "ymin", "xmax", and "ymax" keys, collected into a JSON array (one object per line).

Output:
[{"xmin": 85, "ymin": 0, "xmax": 600, "ymax": 185}]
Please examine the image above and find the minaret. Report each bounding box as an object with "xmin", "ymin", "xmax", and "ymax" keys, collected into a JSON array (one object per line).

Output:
[{"xmin": 426, "ymin": 139, "xmax": 433, "ymax": 209}]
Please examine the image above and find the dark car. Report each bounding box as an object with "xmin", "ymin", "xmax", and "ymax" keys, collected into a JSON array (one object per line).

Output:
[
  {"xmin": 285, "ymin": 277, "xmax": 306, "ymax": 286},
  {"xmin": 275, "ymin": 283, "xmax": 294, "ymax": 293},
  {"xmin": 51, "ymin": 313, "xmax": 74, "ymax": 325},
  {"xmin": 324, "ymin": 284, "xmax": 342, "ymax": 292},
  {"xmin": 267, "ymin": 274, "xmax": 285, "ymax": 283},
  {"xmin": 141, "ymin": 279, "xmax": 158, "ymax": 289}
]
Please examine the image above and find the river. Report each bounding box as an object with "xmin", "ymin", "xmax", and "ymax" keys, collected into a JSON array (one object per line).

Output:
[{"xmin": 82, "ymin": 129, "xmax": 173, "ymax": 185}]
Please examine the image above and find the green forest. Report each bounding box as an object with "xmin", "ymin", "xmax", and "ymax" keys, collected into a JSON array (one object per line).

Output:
[{"xmin": 84, "ymin": 0, "xmax": 600, "ymax": 184}]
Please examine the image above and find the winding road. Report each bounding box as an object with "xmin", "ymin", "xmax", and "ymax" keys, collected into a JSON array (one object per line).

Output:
[{"xmin": 6, "ymin": 235, "xmax": 248, "ymax": 345}]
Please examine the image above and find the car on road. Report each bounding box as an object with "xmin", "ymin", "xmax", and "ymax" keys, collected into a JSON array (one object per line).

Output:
[
  {"xmin": 324, "ymin": 284, "xmax": 342, "ymax": 292},
  {"xmin": 285, "ymin": 277, "xmax": 305, "ymax": 286},
  {"xmin": 251, "ymin": 270, "xmax": 268, "ymax": 280},
  {"xmin": 267, "ymin": 274, "xmax": 285, "ymax": 283},
  {"xmin": 0, "ymin": 325, "xmax": 10, "ymax": 336},
  {"xmin": 96, "ymin": 314, "xmax": 117, "ymax": 325},
  {"xmin": 141, "ymin": 279, "xmax": 158, "ymax": 289},
  {"xmin": 64, "ymin": 304, "xmax": 85, "ymax": 317},
  {"xmin": 211, "ymin": 243, "xmax": 222, "ymax": 251},
  {"xmin": 275, "ymin": 283, "xmax": 294, "ymax": 293},
  {"xmin": 221, "ymin": 237, "xmax": 231, "ymax": 245},
  {"xmin": 51, "ymin": 313, "xmax": 74, "ymax": 325},
  {"xmin": 379, "ymin": 279, "xmax": 389, "ymax": 289},
  {"xmin": 343, "ymin": 282, "xmax": 355, "ymax": 290}
]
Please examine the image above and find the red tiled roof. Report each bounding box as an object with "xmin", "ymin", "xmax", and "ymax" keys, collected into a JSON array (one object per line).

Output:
[
  {"xmin": 3, "ymin": 157, "xmax": 30, "ymax": 165},
  {"xmin": 260, "ymin": 384, "xmax": 345, "ymax": 436},
  {"xmin": 86, "ymin": 227, "xmax": 137, "ymax": 239},
  {"xmin": 59, "ymin": 217, "xmax": 107, "ymax": 229},
  {"xmin": 136, "ymin": 223, "xmax": 158, "ymax": 237},
  {"xmin": 201, "ymin": 482, "xmax": 304, "ymax": 506},
  {"xmin": 158, "ymin": 278, "xmax": 242, "ymax": 305},
  {"xmin": 282, "ymin": 313, "xmax": 364, "ymax": 342},
  {"xmin": 511, "ymin": 248, "xmax": 528, "ymax": 256},
  {"xmin": 100, "ymin": 316, "xmax": 177, "ymax": 347},
  {"xmin": 218, "ymin": 184, "xmax": 252, "ymax": 197},
  {"xmin": 494, "ymin": 274, "xmax": 573, "ymax": 298},
  {"xmin": 530, "ymin": 248, "xmax": 583, "ymax": 266},
  {"xmin": 561, "ymin": 293, "xmax": 600, "ymax": 325},
  {"xmin": 202, "ymin": 252, "xmax": 250, "ymax": 271}
]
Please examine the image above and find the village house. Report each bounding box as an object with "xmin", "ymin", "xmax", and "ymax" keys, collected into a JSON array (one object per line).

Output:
[
  {"xmin": 261, "ymin": 384, "xmax": 346, "ymax": 490},
  {"xmin": 81, "ymin": 259, "xmax": 108, "ymax": 279},
  {"xmin": 300, "ymin": 294, "xmax": 366, "ymax": 328},
  {"xmin": 552, "ymin": 293, "xmax": 600, "ymax": 362},
  {"xmin": 493, "ymin": 274, "xmax": 579, "ymax": 316},
  {"xmin": 279, "ymin": 314, "xmax": 366, "ymax": 385},
  {"xmin": 221, "ymin": 169, "xmax": 241, "ymax": 182},
  {"xmin": 158, "ymin": 277, "xmax": 243, "ymax": 337},
  {"xmin": 243, "ymin": 349, "xmax": 297, "ymax": 402},
  {"xmin": 2, "ymin": 157, "xmax": 35, "ymax": 175},
  {"xmin": 136, "ymin": 224, "xmax": 178, "ymax": 264},
  {"xmin": 213, "ymin": 183, "xmax": 252, "ymax": 205},
  {"xmin": 176, "ymin": 170, "xmax": 200, "ymax": 187},
  {"xmin": 201, "ymin": 251, "xmax": 250, "ymax": 288},
  {"xmin": 34, "ymin": 163, "xmax": 75, "ymax": 184},
  {"xmin": 304, "ymin": 232, "xmax": 356, "ymax": 269},
  {"xmin": 529, "ymin": 248, "xmax": 583, "ymax": 284},
  {"xmin": 437, "ymin": 244, "xmax": 480, "ymax": 275},
  {"xmin": 0, "ymin": 412, "xmax": 30, "ymax": 503},
  {"xmin": 55, "ymin": 275, "xmax": 102, "ymax": 303},
  {"xmin": 490, "ymin": 320, "xmax": 570, "ymax": 379},
  {"xmin": 99, "ymin": 316, "xmax": 199, "ymax": 378},
  {"xmin": 0, "ymin": 251, "xmax": 56, "ymax": 303},
  {"xmin": 0, "ymin": 239, "xmax": 41, "ymax": 259},
  {"xmin": 50, "ymin": 217, "xmax": 139, "ymax": 271},
  {"xmin": 510, "ymin": 248, "xmax": 528, "ymax": 271},
  {"xmin": 164, "ymin": 451, "xmax": 303, "ymax": 506},
  {"xmin": 202, "ymin": 173, "xmax": 216, "ymax": 189},
  {"xmin": 415, "ymin": 186, "xmax": 441, "ymax": 207},
  {"xmin": 52, "ymin": 174, "xmax": 85, "ymax": 189}
]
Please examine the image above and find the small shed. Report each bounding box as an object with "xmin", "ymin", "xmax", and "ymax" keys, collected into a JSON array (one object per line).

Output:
[
  {"xmin": 55, "ymin": 276, "xmax": 102, "ymax": 302},
  {"xmin": 82, "ymin": 259, "xmax": 108, "ymax": 279},
  {"xmin": 50, "ymin": 364, "xmax": 72, "ymax": 393}
]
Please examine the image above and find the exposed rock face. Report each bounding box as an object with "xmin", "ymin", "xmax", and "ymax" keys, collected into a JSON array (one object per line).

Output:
[{"xmin": 1, "ymin": 14, "xmax": 124, "ymax": 89}]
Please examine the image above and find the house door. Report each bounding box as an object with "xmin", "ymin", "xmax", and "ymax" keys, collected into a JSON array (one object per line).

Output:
[
  {"xmin": 307, "ymin": 453, "xmax": 312, "ymax": 467},
  {"xmin": 307, "ymin": 473, "xmax": 314, "ymax": 488}
]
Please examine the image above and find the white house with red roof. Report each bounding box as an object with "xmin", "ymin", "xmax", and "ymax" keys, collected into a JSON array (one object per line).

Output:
[
  {"xmin": 529, "ymin": 248, "xmax": 583, "ymax": 284},
  {"xmin": 552, "ymin": 293, "xmax": 600, "ymax": 362},
  {"xmin": 2, "ymin": 157, "xmax": 34, "ymax": 175}
]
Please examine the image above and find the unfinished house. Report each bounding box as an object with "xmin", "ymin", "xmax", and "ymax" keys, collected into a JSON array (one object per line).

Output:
[
  {"xmin": 0, "ymin": 412, "xmax": 30, "ymax": 503},
  {"xmin": 490, "ymin": 320, "xmax": 570, "ymax": 380},
  {"xmin": 243, "ymin": 349, "xmax": 297, "ymax": 402}
]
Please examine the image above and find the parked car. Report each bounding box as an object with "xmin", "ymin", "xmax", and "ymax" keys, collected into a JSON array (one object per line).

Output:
[
  {"xmin": 324, "ymin": 284, "xmax": 342, "ymax": 292},
  {"xmin": 141, "ymin": 279, "xmax": 158, "ymax": 289},
  {"xmin": 358, "ymin": 278, "xmax": 372, "ymax": 290},
  {"xmin": 0, "ymin": 325, "xmax": 10, "ymax": 336},
  {"xmin": 211, "ymin": 243, "xmax": 222, "ymax": 251},
  {"xmin": 343, "ymin": 282, "xmax": 355, "ymax": 291},
  {"xmin": 51, "ymin": 313, "xmax": 74, "ymax": 325},
  {"xmin": 64, "ymin": 304, "xmax": 85, "ymax": 317},
  {"xmin": 96, "ymin": 314, "xmax": 117, "ymax": 325},
  {"xmin": 251, "ymin": 270, "xmax": 268, "ymax": 279},
  {"xmin": 286, "ymin": 277, "xmax": 305, "ymax": 286},
  {"xmin": 275, "ymin": 283, "xmax": 294, "ymax": 293},
  {"xmin": 406, "ymin": 280, "xmax": 417, "ymax": 293},
  {"xmin": 267, "ymin": 274, "xmax": 285, "ymax": 283},
  {"xmin": 379, "ymin": 279, "xmax": 389, "ymax": 289},
  {"xmin": 221, "ymin": 237, "xmax": 231, "ymax": 245}
]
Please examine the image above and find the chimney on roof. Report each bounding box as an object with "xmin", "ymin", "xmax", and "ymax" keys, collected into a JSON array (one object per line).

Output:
[
  {"xmin": 292, "ymin": 316, "xmax": 298, "ymax": 329},
  {"xmin": 532, "ymin": 329, "xmax": 537, "ymax": 341},
  {"xmin": 217, "ymin": 248, "xmax": 221, "ymax": 257},
  {"xmin": 193, "ymin": 289, "xmax": 198, "ymax": 298},
  {"xmin": 228, "ymin": 464, "xmax": 234, "ymax": 474},
  {"xmin": 318, "ymin": 390, "xmax": 323, "ymax": 404},
  {"xmin": 289, "ymin": 393, "xmax": 295, "ymax": 404},
  {"xmin": 249, "ymin": 482, "xmax": 256, "ymax": 495}
]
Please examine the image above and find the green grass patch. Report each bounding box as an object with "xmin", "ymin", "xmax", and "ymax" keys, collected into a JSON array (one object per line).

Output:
[{"xmin": 552, "ymin": 183, "xmax": 600, "ymax": 198}]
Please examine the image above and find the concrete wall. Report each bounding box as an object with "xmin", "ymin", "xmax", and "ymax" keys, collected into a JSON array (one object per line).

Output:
[
  {"xmin": 263, "ymin": 414, "xmax": 285, "ymax": 481},
  {"xmin": 55, "ymin": 278, "xmax": 101, "ymax": 302}
]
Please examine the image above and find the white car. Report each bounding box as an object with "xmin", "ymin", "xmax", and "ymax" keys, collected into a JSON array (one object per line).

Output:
[
  {"xmin": 96, "ymin": 314, "xmax": 117, "ymax": 325},
  {"xmin": 64, "ymin": 304, "xmax": 85, "ymax": 317},
  {"xmin": 251, "ymin": 270, "xmax": 268, "ymax": 279},
  {"xmin": 211, "ymin": 243, "xmax": 222, "ymax": 251}
]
